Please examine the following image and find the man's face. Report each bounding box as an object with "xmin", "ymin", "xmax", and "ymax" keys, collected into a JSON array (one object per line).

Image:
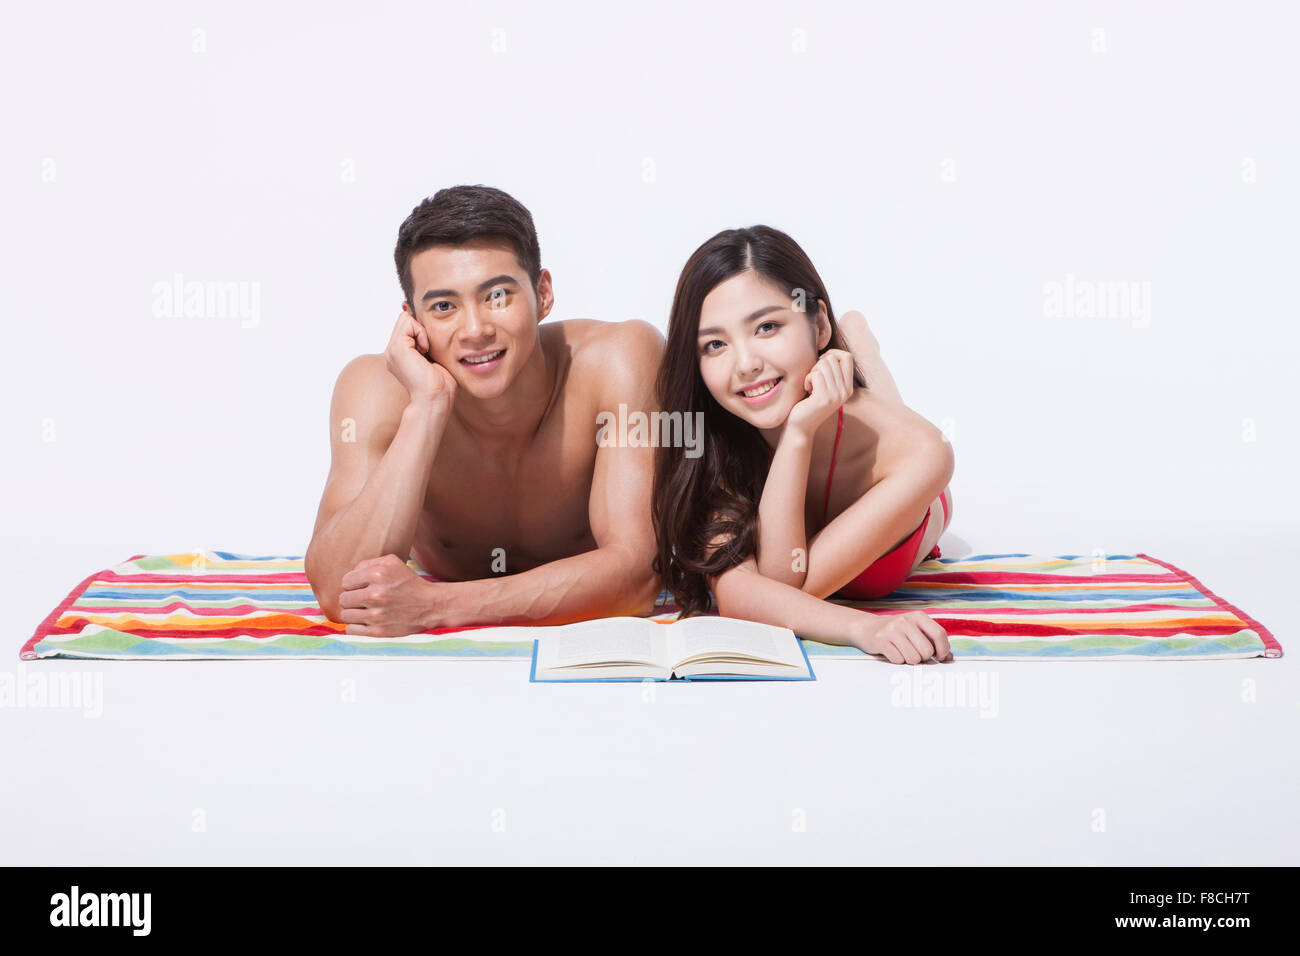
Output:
[{"xmin": 404, "ymin": 238, "xmax": 553, "ymax": 399}]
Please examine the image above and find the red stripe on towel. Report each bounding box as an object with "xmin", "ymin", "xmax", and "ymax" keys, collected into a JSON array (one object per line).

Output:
[{"xmin": 1137, "ymin": 552, "xmax": 1281, "ymax": 658}]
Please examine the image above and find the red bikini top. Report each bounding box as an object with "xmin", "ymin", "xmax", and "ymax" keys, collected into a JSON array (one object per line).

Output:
[{"xmin": 823, "ymin": 406, "xmax": 844, "ymax": 529}]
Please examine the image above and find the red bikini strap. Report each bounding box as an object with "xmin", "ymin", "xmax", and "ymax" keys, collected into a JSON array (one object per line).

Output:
[{"xmin": 821, "ymin": 407, "xmax": 844, "ymax": 529}]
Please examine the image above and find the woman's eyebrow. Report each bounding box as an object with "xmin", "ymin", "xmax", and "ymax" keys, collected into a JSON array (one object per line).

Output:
[{"xmin": 698, "ymin": 304, "xmax": 783, "ymax": 337}]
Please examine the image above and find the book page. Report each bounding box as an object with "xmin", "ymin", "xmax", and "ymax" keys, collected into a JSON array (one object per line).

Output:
[
  {"xmin": 536, "ymin": 617, "xmax": 665, "ymax": 669},
  {"xmin": 667, "ymin": 615, "xmax": 803, "ymax": 668}
]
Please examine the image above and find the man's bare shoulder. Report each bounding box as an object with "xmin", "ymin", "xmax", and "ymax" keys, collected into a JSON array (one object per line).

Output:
[
  {"xmin": 558, "ymin": 319, "xmax": 665, "ymax": 400},
  {"xmin": 331, "ymin": 352, "xmax": 409, "ymax": 423},
  {"xmin": 543, "ymin": 317, "xmax": 663, "ymax": 353}
]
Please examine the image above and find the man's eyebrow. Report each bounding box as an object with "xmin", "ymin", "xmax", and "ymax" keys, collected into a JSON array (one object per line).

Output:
[
  {"xmin": 420, "ymin": 274, "xmax": 520, "ymax": 303},
  {"xmin": 698, "ymin": 304, "xmax": 784, "ymax": 337}
]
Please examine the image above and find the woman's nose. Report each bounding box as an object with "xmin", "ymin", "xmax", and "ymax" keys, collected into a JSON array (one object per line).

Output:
[{"xmin": 732, "ymin": 342, "xmax": 762, "ymax": 374}]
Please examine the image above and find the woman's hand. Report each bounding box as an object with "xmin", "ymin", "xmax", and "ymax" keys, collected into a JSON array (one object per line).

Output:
[
  {"xmin": 785, "ymin": 348, "xmax": 855, "ymax": 439},
  {"xmin": 851, "ymin": 610, "xmax": 953, "ymax": 664},
  {"xmin": 385, "ymin": 312, "xmax": 457, "ymax": 410}
]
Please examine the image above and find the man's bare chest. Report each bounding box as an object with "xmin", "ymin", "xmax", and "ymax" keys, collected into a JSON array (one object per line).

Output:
[{"xmin": 412, "ymin": 418, "xmax": 599, "ymax": 577}]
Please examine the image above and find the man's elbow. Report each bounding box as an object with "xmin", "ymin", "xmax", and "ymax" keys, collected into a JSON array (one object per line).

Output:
[
  {"xmin": 304, "ymin": 552, "xmax": 345, "ymax": 623},
  {"xmin": 311, "ymin": 585, "xmax": 345, "ymax": 624},
  {"xmin": 316, "ymin": 592, "xmax": 345, "ymax": 624},
  {"xmin": 628, "ymin": 567, "xmax": 663, "ymax": 617}
]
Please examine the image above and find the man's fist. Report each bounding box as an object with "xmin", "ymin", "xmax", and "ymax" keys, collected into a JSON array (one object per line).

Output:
[
  {"xmin": 385, "ymin": 312, "xmax": 457, "ymax": 408},
  {"xmin": 338, "ymin": 553, "xmax": 435, "ymax": 637}
]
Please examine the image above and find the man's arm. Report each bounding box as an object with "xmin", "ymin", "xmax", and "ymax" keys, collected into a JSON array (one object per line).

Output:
[
  {"xmin": 430, "ymin": 320, "xmax": 666, "ymax": 627},
  {"xmin": 305, "ymin": 354, "xmax": 448, "ymax": 621}
]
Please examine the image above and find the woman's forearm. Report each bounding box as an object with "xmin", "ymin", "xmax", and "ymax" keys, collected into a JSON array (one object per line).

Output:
[
  {"xmin": 755, "ymin": 430, "xmax": 813, "ymax": 586},
  {"xmin": 711, "ymin": 557, "xmax": 870, "ymax": 649}
]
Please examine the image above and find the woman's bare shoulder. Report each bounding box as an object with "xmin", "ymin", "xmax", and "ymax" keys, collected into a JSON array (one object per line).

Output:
[{"xmin": 843, "ymin": 389, "xmax": 946, "ymax": 462}]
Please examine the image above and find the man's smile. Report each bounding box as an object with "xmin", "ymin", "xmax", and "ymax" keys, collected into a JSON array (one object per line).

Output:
[{"xmin": 460, "ymin": 348, "xmax": 507, "ymax": 371}]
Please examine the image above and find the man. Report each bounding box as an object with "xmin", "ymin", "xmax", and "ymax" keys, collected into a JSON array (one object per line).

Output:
[{"xmin": 305, "ymin": 185, "xmax": 666, "ymax": 636}]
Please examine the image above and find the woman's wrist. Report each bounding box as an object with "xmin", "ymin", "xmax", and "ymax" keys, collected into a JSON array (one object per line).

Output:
[
  {"xmin": 848, "ymin": 614, "xmax": 879, "ymax": 652},
  {"xmin": 778, "ymin": 422, "xmax": 816, "ymax": 451}
]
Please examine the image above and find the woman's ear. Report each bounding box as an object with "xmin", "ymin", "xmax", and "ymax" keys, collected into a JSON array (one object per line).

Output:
[{"xmin": 814, "ymin": 299, "xmax": 832, "ymax": 351}]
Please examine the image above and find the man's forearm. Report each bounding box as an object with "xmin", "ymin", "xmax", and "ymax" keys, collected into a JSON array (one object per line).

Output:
[
  {"xmin": 436, "ymin": 545, "xmax": 661, "ymax": 627},
  {"xmin": 307, "ymin": 400, "xmax": 444, "ymax": 615}
]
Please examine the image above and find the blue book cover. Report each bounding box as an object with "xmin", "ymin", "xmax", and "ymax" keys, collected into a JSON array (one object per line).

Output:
[{"xmin": 529, "ymin": 631, "xmax": 816, "ymax": 683}]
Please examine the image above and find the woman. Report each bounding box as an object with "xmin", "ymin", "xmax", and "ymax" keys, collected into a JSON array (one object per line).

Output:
[{"xmin": 651, "ymin": 225, "xmax": 955, "ymax": 665}]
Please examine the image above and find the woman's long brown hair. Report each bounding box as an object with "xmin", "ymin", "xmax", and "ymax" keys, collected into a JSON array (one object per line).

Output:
[{"xmin": 651, "ymin": 225, "xmax": 868, "ymax": 618}]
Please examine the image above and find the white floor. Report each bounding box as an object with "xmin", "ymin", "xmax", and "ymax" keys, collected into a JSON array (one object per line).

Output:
[{"xmin": 2, "ymin": 522, "xmax": 1294, "ymax": 866}]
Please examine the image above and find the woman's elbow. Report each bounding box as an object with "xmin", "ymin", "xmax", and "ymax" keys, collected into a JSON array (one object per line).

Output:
[
  {"xmin": 756, "ymin": 556, "xmax": 806, "ymax": 592},
  {"xmin": 712, "ymin": 583, "xmax": 754, "ymax": 621}
]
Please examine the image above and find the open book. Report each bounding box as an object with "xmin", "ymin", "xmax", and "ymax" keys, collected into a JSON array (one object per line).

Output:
[{"xmin": 530, "ymin": 615, "xmax": 815, "ymax": 682}]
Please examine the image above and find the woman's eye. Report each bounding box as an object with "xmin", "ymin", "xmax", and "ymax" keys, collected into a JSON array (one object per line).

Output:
[
  {"xmin": 701, "ymin": 340, "xmax": 722, "ymax": 354},
  {"xmin": 757, "ymin": 321, "xmax": 779, "ymax": 333}
]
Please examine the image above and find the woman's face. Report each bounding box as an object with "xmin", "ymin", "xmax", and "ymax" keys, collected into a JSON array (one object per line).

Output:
[{"xmin": 696, "ymin": 270, "xmax": 830, "ymax": 429}]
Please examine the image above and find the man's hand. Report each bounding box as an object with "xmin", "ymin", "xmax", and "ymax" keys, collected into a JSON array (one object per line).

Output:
[
  {"xmin": 386, "ymin": 311, "xmax": 457, "ymax": 408},
  {"xmin": 338, "ymin": 553, "xmax": 442, "ymax": 637}
]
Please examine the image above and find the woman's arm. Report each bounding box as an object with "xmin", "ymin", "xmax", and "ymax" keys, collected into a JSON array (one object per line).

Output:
[
  {"xmin": 712, "ymin": 551, "xmax": 871, "ymax": 648},
  {"xmin": 709, "ymin": 553, "xmax": 952, "ymax": 664},
  {"xmin": 754, "ymin": 429, "xmax": 814, "ymax": 588},
  {"xmin": 752, "ymin": 349, "xmax": 857, "ymax": 587},
  {"xmin": 801, "ymin": 436, "xmax": 954, "ymax": 599}
]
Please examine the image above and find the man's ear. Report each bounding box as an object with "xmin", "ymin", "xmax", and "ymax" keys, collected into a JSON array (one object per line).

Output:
[{"xmin": 535, "ymin": 268, "xmax": 555, "ymax": 323}]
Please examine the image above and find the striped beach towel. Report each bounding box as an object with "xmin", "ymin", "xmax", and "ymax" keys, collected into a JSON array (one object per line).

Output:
[{"xmin": 19, "ymin": 551, "xmax": 1279, "ymax": 662}]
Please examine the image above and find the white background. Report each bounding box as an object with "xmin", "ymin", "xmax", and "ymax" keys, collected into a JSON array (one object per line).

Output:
[{"xmin": 1, "ymin": 1, "xmax": 1296, "ymax": 865}]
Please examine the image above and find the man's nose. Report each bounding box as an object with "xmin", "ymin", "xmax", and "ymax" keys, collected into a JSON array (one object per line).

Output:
[{"xmin": 462, "ymin": 304, "xmax": 497, "ymax": 338}]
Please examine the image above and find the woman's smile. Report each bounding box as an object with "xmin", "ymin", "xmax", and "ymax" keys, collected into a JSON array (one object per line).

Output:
[{"xmin": 736, "ymin": 375, "xmax": 784, "ymax": 405}]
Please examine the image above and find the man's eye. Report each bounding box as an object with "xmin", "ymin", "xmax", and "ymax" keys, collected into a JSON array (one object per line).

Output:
[
  {"xmin": 489, "ymin": 288, "xmax": 508, "ymax": 305},
  {"xmin": 432, "ymin": 302, "xmax": 452, "ymax": 313}
]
